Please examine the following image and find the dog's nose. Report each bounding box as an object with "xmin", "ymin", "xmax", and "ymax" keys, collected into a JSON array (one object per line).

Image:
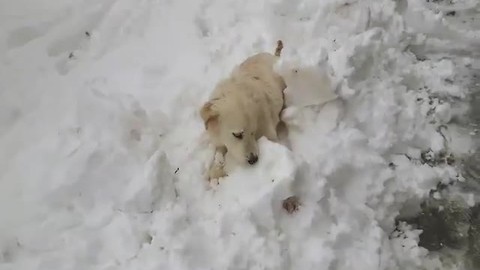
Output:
[{"xmin": 247, "ymin": 154, "xmax": 258, "ymax": 165}]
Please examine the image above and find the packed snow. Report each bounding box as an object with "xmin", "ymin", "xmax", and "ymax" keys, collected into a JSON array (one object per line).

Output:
[{"xmin": 1, "ymin": 0, "xmax": 479, "ymax": 269}]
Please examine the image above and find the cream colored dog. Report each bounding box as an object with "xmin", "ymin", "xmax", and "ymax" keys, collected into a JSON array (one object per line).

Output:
[{"xmin": 200, "ymin": 41, "xmax": 286, "ymax": 181}]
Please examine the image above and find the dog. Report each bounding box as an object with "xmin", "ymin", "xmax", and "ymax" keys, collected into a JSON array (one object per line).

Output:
[{"xmin": 200, "ymin": 40, "xmax": 286, "ymax": 181}]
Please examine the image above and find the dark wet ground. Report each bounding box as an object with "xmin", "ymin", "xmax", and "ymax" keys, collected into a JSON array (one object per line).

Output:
[
  {"xmin": 462, "ymin": 67, "xmax": 480, "ymax": 269},
  {"xmin": 398, "ymin": 60, "xmax": 480, "ymax": 269}
]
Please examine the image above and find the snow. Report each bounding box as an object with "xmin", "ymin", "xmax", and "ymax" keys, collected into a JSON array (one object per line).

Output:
[{"xmin": 1, "ymin": 0, "xmax": 479, "ymax": 269}]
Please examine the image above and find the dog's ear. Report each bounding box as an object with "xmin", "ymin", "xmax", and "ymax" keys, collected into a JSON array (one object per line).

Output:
[{"xmin": 200, "ymin": 101, "xmax": 219, "ymax": 130}]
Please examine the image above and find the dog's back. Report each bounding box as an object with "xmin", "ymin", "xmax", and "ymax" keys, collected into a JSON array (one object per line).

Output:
[
  {"xmin": 210, "ymin": 52, "xmax": 285, "ymax": 121},
  {"xmin": 233, "ymin": 53, "xmax": 285, "ymax": 90},
  {"xmin": 210, "ymin": 41, "xmax": 286, "ymax": 104}
]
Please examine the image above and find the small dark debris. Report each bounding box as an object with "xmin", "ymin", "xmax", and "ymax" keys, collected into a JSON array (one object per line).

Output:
[
  {"xmin": 446, "ymin": 11, "xmax": 456, "ymax": 16},
  {"xmin": 389, "ymin": 162, "xmax": 396, "ymax": 169},
  {"xmin": 271, "ymin": 179, "xmax": 275, "ymax": 182},
  {"xmin": 436, "ymin": 182, "xmax": 449, "ymax": 191},
  {"xmin": 144, "ymin": 233, "xmax": 153, "ymax": 244},
  {"xmin": 417, "ymin": 98, "xmax": 423, "ymax": 101},
  {"xmin": 421, "ymin": 150, "xmax": 435, "ymax": 165},
  {"xmin": 68, "ymin": 52, "xmax": 74, "ymax": 59},
  {"xmin": 174, "ymin": 168, "xmax": 179, "ymax": 174},
  {"xmin": 85, "ymin": 31, "xmax": 91, "ymax": 37},
  {"xmin": 446, "ymin": 154, "xmax": 455, "ymax": 165},
  {"xmin": 253, "ymin": 76, "xmax": 260, "ymax": 80},
  {"xmin": 444, "ymin": 78, "xmax": 454, "ymax": 84},
  {"xmin": 283, "ymin": 196, "xmax": 301, "ymax": 214}
]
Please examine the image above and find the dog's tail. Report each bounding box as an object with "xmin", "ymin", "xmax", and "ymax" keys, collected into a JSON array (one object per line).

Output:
[{"xmin": 274, "ymin": 40, "xmax": 283, "ymax": 57}]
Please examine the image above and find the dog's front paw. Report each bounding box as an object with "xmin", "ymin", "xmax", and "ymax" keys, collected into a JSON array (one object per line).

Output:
[{"xmin": 208, "ymin": 165, "xmax": 227, "ymax": 183}]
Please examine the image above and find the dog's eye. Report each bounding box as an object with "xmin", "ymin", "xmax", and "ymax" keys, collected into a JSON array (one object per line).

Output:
[{"xmin": 232, "ymin": 132, "xmax": 243, "ymax": 139}]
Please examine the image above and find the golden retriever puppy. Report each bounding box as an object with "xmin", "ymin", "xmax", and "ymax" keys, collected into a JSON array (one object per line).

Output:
[{"xmin": 200, "ymin": 40, "xmax": 286, "ymax": 181}]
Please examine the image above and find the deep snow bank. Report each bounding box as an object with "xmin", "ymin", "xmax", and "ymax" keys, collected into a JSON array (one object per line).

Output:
[{"xmin": 1, "ymin": 0, "xmax": 479, "ymax": 269}]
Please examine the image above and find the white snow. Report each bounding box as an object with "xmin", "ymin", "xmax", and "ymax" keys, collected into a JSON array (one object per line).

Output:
[{"xmin": 1, "ymin": 0, "xmax": 479, "ymax": 269}]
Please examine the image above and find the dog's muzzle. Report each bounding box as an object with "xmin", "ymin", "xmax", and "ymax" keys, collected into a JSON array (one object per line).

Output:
[{"xmin": 247, "ymin": 153, "xmax": 258, "ymax": 165}]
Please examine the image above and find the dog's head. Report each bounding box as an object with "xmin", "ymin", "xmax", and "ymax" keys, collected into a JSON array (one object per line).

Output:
[{"xmin": 200, "ymin": 101, "xmax": 259, "ymax": 165}]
